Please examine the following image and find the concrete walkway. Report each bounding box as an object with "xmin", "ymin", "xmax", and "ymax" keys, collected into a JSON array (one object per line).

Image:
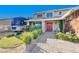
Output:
[
  {"xmin": 30, "ymin": 32, "xmax": 56, "ymax": 53},
  {"xmin": 29, "ymin": 32, "xmax": 79, "ymax": 53}
]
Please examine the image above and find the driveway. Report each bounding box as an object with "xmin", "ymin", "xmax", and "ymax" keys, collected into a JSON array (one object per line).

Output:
[{"xmin": 29, "ymin": 32, "xmax": 79, "ymax": 53}]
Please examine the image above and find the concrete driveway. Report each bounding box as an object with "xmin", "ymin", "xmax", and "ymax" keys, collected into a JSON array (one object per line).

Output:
[{"xmin": 29, "ymin": 32, "xmax": 79, "ymax": 53}]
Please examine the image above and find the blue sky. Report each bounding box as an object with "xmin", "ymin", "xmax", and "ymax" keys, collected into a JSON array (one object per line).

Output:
[{"xmin": 0, "ymin": 5, "xmax": 77, "ymax": 19}]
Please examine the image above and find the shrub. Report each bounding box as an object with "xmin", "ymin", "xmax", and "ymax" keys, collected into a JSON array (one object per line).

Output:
[
  {"xmin": 56, "ymin": 32, "xmax": 65, "ymax": 40},
  {"xmin": 56, "ymin": 32, "xmax": 79, "ymax": 42},
  {"xmin": 56, "ymin": 32, "xmax": 72, "ymax": 41},
  {"xmin": 37, "ymin": 29, "xmax": 42, "ymax": 35},
  {"xmin": 71, "ymin": 35, "xmax": 79, "ymax": 42},
  {"xmin": 32, "ymin": 30, "xmax": 39, "ymax": 39},
  {"xmin": 65, "ymin": 32, "xmax": 72, "ymax": 41},
  {"xmin": 7, "ymin": 34, "xmax": 15, "ymax": 37},
  {"xmin": 0, "ymin": 36, "xmax": 23, "ymax": 48},
  {"xmin": 17, "ymin": 28, "xmax": 42, "ymax": 44},
  {"xmin": 19, "ymin": 32, "xmax": 33, "ymax": 44}
]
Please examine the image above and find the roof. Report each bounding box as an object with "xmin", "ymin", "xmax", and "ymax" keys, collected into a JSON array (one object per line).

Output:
[
  {"xmin": 33, "ymin": 8, "xmax": 70, "ymax": 15},
  {"xmin": 27, "ymin": 17, "xmax": 64, "ymax": 22},
  {"xmin": 0, "ymin": 18, "xmax": 12, "ymax": 20},
  {"xmin": 28, "ymin": 6, "xmax": 79, "ymax": 22}
]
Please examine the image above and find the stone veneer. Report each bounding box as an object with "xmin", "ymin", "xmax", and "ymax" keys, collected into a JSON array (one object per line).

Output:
[
  {"xmin": 64, "ymin": 16, "xmax": 79, "ymax": 35},
  {"xmin": 64, "ymin": 10, "xmax": 79, "ymax": 33}
]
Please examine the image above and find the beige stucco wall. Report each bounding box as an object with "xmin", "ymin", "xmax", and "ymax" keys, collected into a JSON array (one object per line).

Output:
[{"xmin": 0, "ymin": 19, "xmax": 12, "ymax": 31}]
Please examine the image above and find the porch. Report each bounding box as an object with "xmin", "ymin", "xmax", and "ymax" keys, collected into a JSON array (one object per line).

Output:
[{"xmin": 26, "ymin": 20, "xmax": 64, "ymax": 32}]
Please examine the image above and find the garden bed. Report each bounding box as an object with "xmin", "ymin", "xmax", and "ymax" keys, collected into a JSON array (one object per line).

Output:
[
  {"xmin": 0, "ymin": 28, "xmax": 43, "ymax": 53},
  {"xmin": 56, "ymin": 32, "xmax": 79, "ymax": 43},
  {"xmin": 0, "ymin": 44, "xmax": 26, "ymax": 53}
]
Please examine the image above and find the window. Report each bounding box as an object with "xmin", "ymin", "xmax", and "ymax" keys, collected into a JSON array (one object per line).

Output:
[
  {"xmin": 59, "ymin": 12, "xmax": 62, "ymax": 15},
  {"xmin": 37, "ymin": 14, "xmax": 42, "ymax": 18},
  {"xmin": 47, "ymin": 12, "xmax": 52, "ymax": 18},
  {"xmin": 34, "ymin": 22, "xmax": 42, "ymax": 28}
]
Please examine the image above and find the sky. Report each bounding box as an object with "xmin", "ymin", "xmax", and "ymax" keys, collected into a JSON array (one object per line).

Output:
[{"xmin": 0, "ymin": 5, "xmax": 77, "ymax": 19}]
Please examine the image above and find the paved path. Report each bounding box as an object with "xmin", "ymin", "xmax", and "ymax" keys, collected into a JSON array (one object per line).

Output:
[
  {"xmin": 30, "ymin": 32, "xmax": 56, "ymax": 53},
  {"xmin": 29, "ymin": 32, "xmax": 79, "ymax": 53}
]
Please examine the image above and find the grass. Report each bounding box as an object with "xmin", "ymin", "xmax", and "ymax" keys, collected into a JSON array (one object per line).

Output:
[
  {"xmin": 0, "ymin": 37, "xmax": 24, "ymax": 49},
  {"xmin": 0, "ymin": 28, "xmax": 42, "ymax": 49}
]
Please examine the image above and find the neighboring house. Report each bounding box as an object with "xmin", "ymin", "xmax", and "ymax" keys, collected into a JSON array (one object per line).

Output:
[
  {"xmin": 11, "ymin": 17, "xmax": 27, "ymax": 32},
  {"xmin": 0, "ymin": 19, "xmax": 12, "ymax": 31},
  {"xmin": 0, "ymin": 17, "xmax": 28, "ymax": 32},
  {"xmin": 26, "ymin": 6, "xmax": 79, "ymax": 35}
]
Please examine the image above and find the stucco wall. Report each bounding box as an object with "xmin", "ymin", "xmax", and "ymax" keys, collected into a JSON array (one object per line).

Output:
[
  {"xmin": 0, "ymin": 19, "xmax": 12, "ymax": 31},
  {"xmin": 53, "ymin": 21, "xmax": 60, "ymax": 32}
]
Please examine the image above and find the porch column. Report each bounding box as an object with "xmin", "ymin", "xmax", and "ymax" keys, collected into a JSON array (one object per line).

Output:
[
  {"xmin": 42, "ymin": 21, "xmax": 45, "ymax": 32},
  {"xmin": 27, "ymin": 21, "xmax": 29, "ymax": 26}
]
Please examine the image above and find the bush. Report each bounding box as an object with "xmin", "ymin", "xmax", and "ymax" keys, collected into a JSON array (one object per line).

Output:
[
  {"xmin": 19, "ymin": 32, "xmax": 33, "ymax": 44},
  {"xmin": 7, "ymin": 34, "xmax": 15, "ymax": 37},
  {"xmin": 32, "ymin": 30, "xmax": 39, "ymax": 39},
  {"xmin": 71, "ymin": 35, "xmax": 79, "ymax": 42},
  {"xmin": 56, "ymin": 32, "xmax": 79, "ymax": 42},
  {"xmin": 65, "ymin": 32, "xmax": 72, "ymax": 41},
  {"xmin": 37, "ymin": 29, "xmax": 42, "ymax": 35},
  {"xmin": 56, "ymin": 32, "xmax": 65, "ymax": 40},
  {"xmin": 18, "ymin": 28, "xmax": 42, "ymax": 44},
  {"xmin": 0, "ymin": 36, "xmax": 23, "ymax": 48}
]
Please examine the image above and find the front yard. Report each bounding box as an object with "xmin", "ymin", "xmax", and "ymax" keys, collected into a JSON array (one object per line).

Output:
[
  {"xmin": 1, "ymin": 26, "xmax": 79, "ymax": 53},
  {"xmin": 0, "ymin": 26, "xmax": 43, "ymax": 52}
]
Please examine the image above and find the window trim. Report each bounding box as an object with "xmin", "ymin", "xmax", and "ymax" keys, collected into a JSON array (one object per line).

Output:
[{"xmin": 37, "ymin": 14, "xmax": 43, "ymax": 18}]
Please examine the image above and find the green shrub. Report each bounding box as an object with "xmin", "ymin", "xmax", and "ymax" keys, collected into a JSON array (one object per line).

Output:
[
  {"xmin": 56, "ymin": 32, "xmax": 72, "ymax": 40},
  {"xmin": 37, "ymin": 29, "xmax": 42, "ymax": 35},
  {"xmin": 0, "ymin": 36, "xmax": 23, "ymax": 48},
  {"xmin": 65, "ymin": 32, "xmax": 72, "ymax": 41},
  {"xmin": 71, "ymin": 35, "xmax": 79, "ymax": 42},
  {"xmin": 56, "ymin": 32, "xmax": 65, "ymax": 40},
  {"xmin": 56, "ymin": 32, "xmax": 79, "ymax": 42},
  {"xmin": 19, "ymin": 32, "xmax": 33, "ymax": 44},
  {"xmin": 32, "ymin": 30, "xmax": 38, "ymax": 39},
  {"xmin": 7, "ymin": 34, "xmax": 15, "ymax": 37},
  {"xmin": 18, "ymin": 28, "xmax": 42, "ymax": 44}
]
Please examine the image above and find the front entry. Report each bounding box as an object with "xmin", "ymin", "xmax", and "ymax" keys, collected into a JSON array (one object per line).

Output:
[{"xmin": 46, "ymin": 22, "xmax": 53, "ymax": 32}]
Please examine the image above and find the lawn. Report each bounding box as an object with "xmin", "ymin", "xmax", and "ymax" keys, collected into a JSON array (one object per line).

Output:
[
  {"xmin": 0, "ymin": 36, "xmax": 23, "ymax": 48},
  {"xmin": 0, "ymin": 28, "xmax": 42, "ymax": 49}
]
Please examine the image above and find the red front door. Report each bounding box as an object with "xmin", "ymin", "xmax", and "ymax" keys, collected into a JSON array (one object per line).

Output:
[{"xmin": 46, "ymin": 22, "xmax": 53, "ymax": 32}]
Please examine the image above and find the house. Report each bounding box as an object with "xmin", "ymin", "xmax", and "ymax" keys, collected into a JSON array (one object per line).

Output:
[
  {"xmin": 0, "ymin": 18, "xmax": 12, "ymax": 31},
  {"xmin": 26, "ymin": 6, "xmax": 79, "ymax": 35},
  {"xmin": 0, "ymin": 17, "xmax": 27, "ymax": 32}
]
